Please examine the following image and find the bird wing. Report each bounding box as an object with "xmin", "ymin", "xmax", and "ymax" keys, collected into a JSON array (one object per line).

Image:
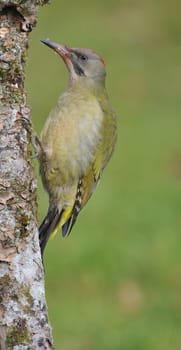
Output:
[{"xmin": 63, "ymin": 110, "xmax": 117, "ymax": 236}]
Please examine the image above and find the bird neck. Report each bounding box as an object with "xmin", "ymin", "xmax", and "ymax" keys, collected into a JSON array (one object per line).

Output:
[{"xmin": 68, "ymin": 76, "xmax": 106, "ymax": 96}]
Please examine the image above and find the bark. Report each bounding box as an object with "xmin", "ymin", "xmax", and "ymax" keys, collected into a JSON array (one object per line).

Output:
[{"xmin": 0, "ymin": 1, "xmax": 54, "ymax": 349}]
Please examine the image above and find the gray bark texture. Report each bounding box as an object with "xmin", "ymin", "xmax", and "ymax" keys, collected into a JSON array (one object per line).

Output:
[{"xmin": 0, "ymin": 1, "xmax": 54, "ymax": 349}]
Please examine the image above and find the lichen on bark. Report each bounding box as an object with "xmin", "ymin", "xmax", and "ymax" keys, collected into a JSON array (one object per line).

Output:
[{"xmin": 0, "ymin": 0, "xmax": 54, "ymax": 349}]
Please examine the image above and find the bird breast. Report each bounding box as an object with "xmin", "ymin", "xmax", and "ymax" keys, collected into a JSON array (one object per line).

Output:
[{"xmin": 41, "ymin": 96, "xmax": 104, "ymax": 180}]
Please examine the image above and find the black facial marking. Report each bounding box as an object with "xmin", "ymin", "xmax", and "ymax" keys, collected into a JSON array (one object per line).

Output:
[
  {"xmin": 71, "ymin": 56, "xmax": 85, "ymax": 76},
  {"xmin": 73, "ymin": 62, "xmax": 85, "ymax": 76}
]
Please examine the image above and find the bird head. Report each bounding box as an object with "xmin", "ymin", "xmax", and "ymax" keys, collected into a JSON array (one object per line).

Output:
[{"xmin": 41, "ymin": 39, "xmax": 106, "ymax": 85}]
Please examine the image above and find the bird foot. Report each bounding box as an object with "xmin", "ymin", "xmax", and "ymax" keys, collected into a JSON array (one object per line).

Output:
[{"xmin": 15, "ymin": 117, "xmax": 42, "ymax": 158}]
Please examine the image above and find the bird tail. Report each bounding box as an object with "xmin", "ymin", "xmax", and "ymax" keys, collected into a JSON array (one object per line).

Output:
[
  {"xmin": 39, "ymin": 204, "xmax": 79, "ymax": 257},
  {"xmin": 39, "ymin": 180, "xmax": 83, "ymax": 257},
  {"xmin": 39, "ymin": 206, "xmax": 63, "ymax": 257}
]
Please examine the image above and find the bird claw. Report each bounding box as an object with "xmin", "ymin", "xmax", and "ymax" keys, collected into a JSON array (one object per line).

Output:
[{"xmin": 15, "ymin": 117, "xmax": 42, "ymax": 158}]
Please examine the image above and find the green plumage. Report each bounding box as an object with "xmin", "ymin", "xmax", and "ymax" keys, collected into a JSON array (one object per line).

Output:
[{"xmin": 39, "ymin": 40, "xmax": 117, "ymax": 256}]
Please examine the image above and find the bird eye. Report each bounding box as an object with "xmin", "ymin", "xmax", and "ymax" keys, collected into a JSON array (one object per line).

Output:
[{"xmin": 80, "ymin": 54, "xmax": 88, "ymax": 61}]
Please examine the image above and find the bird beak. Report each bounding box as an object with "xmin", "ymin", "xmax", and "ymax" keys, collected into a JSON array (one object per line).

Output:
[{"xmin": 41, "ymin": 39, "xmax": 72, "ymax": 66}]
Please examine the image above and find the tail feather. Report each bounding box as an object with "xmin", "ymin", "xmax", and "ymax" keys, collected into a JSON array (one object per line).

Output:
[
  {"xmin": 61, "ymin": 207, "xmax": 78, "ymax": 237},
  {"xmin": 65, "ymin": 203, "xmax": 80, "ymax": 236},
  {"xmin": 62, "ymin": 217, "xmax": 72, "ymax": 237},
  {"xmin": 62, "ymin": 179, "xmax": 82, "ymax": 236},
  {"xmin": 39, "ymin": 207, "xmax": 63, "ymax": 256},
  {"xmin": 39, "ymin": 180, "xmax": 83, "ymax": 257}
]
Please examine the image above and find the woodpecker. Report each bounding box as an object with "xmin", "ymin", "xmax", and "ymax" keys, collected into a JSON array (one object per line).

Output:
[{"xmin": 39, "ymin": 39, "xmax": 117, "ymax": 256}]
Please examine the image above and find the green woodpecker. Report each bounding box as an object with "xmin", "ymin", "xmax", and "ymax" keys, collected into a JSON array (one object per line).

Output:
[{"xmin": 39, "ymin": 39, "xmax": 117, "ymax": 256}]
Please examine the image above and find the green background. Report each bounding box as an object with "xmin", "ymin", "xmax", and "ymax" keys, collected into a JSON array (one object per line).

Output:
[{"xmin": 26, "ymin": 0, "xmax": 181, "ymax": 349}]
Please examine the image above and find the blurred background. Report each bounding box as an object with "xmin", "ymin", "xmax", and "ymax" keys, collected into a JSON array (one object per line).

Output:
[{"xmin": 26, "ymin": 0, "xmax": 181, "ymax": 349}]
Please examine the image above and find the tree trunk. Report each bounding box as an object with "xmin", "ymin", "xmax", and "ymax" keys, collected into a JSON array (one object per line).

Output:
[{"xmin": 0, "ymin": 1, "xmax": 54, "ymax": 349}]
